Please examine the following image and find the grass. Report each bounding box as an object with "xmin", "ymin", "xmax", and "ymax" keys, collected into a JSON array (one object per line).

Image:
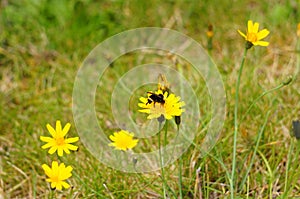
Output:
[{"xmin": 1, "ymin": 0, "xmax": 300, "ymax": 198}]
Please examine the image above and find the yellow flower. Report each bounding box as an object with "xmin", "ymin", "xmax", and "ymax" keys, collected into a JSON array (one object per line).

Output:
[
  {"xmin": 108, "ymin": 130, "xmax": 139, "ymax": 151},
  {"xmin": 297, "ymin": 23, "xmax": 300, "ymax": 37},
  {"xmin": 40, "ymin": 120, "xmax": 79, "ymax": 157},
  {"xmin": 238, "ymin": 20, "xmax": 270, "ymax": 47},
  {"xmin": 42, "ymin": 161, "xmax": 73, "ymax": 190},
  {"xmin": 138, "ymin": 90, "xmax": 185, "ymax": 120}
]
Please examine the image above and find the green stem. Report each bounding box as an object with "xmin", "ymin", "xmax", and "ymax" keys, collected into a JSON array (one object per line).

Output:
[
  {"xmin": 296, "ymin": 35, "xmax": 300, "ymax": 77},
  {"xmin": 163, "ymin": 120, "xmax": 168, "ymax": 187},
  {"xmin": 164, "ymin": 120, "xmax": 168, "ymax": 148},
  {"xmin": 50, "ymin": 189, "xmax": 54, "ymax": 199},
  {"xmin": 231, "ymin": 47, "xmax": 248, "ymax": 198},
  {"xmin": 158, "ymin": 121, "xmax": 167, "ymax": 199},
  {"xmin": 178, "ymin": 157, "xmax": 183, "ymax": 199},
  {"xmin": 178, "ymin": 125, "xmax": 183, "ymax": 199}
]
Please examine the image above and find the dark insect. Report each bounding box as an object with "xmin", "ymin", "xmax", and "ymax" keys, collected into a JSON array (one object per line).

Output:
[
  {"xmin": 292, "ymin": 120, "xmax": 300, "ymax": 139},
  {"xmin": 146, "ymin": 92, "xmax": 165, "ymax": 106}
]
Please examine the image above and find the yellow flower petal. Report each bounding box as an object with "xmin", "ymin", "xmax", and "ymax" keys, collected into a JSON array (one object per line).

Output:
[
  {"xmin": 247, "ymin": 20, "xmax": 253, "ymax": 32},
  {"xmin": 41, "ymin": 143, "xmax": 54, "ymax": 149},
  {"xmin": 53, "ymin": 183, "xmax": 62, "ymax": 191},
  {"xmin": 252, "ymin": 22, "xmax": 259, "ymax": 33},
  {"xmin": 48, "ymin": 146, "xmax": 57, "ymax": 154},
  {"xmin": 253, "ymin": 41, "xmax": 269, "ymax": 46},
  {"xmin": 138, "ymin": 103, "xmax": 150, "ymax": 108},
  {"xmin": 40, "ymin": 136, "xmax": 53, "ymax": 142},
  {"xmin": 42, "ymin": 164, "xmax": 52, "ymax": 177},
  {"xmin": 66, "ymin": 144, "xmax": 78, "ymax": 151},
  {"xmin": 238, "ymin": 30, "xmax": 247, "ymax": 39},
  {"xmin": 52, "ymin": 161, "xmax": 59, "ymax": 170},
  {"xmin": 46, "ymin": 124, "xmax": 56, "ymax": 137},
  {"xmin": 109, "ymin": 135, "xmax": 117, "ymax": 141},
  {"xmin": 65, "ymin": 137, "xmax": 79, "ymax": 143},
  {"xmin": 63, "ymin": 147, "xmax": 71, "ymax": 154},
  {"xmin": 139, "ymin": 97, "xmax": 148, "ymax": 104},
  {"xmin": 57, "ymin": 148, "xmax": 64, "ymax": 157},
  {"xmin": 56, "ymin": 121, "xmax": 62, "ymax": 134},
  {"xmin": 139, "ymin": 109, "xmax": 151, "ymax": 113},
  {"xmin": 65, "ymin": 165, "xmax": 73, "ymax": 174},
  {"xmin": 257, "ymin": 29, "xmax": 270, "ymax": 40},
  {"xmin": 51, "ymin": 182, "xmax": 58, "ymax": 189},
  {"xmin": 108, "ymin": 142, "xmax": 116, "ymax": 147},
  {"xmin": 62, "ymin": 123, "xmax": 71, "ymax": 137},
  {"xmin": 61, "ymin": 181, "xmax": 71, "ymax": 189}
]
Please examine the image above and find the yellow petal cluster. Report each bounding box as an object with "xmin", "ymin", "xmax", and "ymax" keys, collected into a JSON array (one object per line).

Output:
[
  {"xmin": 40, "ymin": 120, "xmax": 79, "ymax": 157},
  {"xmin": 238, "ymin": 20, "xmax": 270, "ymax": 47},
  {"xmin": 42, "ymin": 161, "xmax": 73, "ymax": 190},
  {"xmin": 108, "ymin": 130, "xmax": 139, "ymax": 151}
]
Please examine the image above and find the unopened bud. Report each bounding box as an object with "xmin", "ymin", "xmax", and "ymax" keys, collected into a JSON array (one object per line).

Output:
[
  {"xmin": 157, "ymin": 114, "xmax": 165, "ymax": 123},
  {"xmin": 292, "ymin": 120, "xmax": 300, "ymax": 140},
  {"xmin": 283, "ymin": 75, "xmax": 293, "ymax": 86},
  {"xmin": 175, "ymin": 116, "xmax": 181, "ymax": 126}
]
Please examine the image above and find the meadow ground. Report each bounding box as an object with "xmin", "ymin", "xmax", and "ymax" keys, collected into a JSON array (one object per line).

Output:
[{"xmin": 0, "ymin": 0, "xmax": 300, "ymax": 198}]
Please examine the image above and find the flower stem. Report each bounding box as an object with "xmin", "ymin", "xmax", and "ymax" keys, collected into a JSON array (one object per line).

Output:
[
  {"xmin": 178, "ymin": 153, "xmax": 183, "ymax": 199},
  {"xmin": 158, "ymin": 121, "xmax": 167, "ymax": 199},
  {"xmin": 175, "ymin": 124, "xmax": 183, "ymax": 198},
  {"xmin": 230, "ymin": 47, "xmax": 248, "ymax": 197},
  {"xmin": 50, "ymin": 189, "xmax": 54, "ymax": 199},
  {"xmin": 297, "ymin": 33, "xmax": 300, "ymax": 77},
  {"xmin": 164, "ymin": 120, "xmax": 168, "ymax": 148}
]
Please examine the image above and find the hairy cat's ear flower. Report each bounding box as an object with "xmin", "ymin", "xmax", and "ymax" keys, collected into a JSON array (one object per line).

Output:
[
  {"xmin": 109, "ymin": 130, "xmax": 138, "ymax": 151},
  {"xmin": 238, "ymin": 20, "xmax": 270, "ymax": 49},
  {"xmin": 42, "ymin": 161, "xmax": 73, "ymax": 190},
  {"xmin": 138, "ymin": 90, "xmax": 185, "ymax": 120},
  {"xmin": 40, "ymin": 120, "xmax": 79, "ymax": 156}
]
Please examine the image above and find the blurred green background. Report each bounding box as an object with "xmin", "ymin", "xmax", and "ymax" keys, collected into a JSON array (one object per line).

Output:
[{"xmin": 0, "ymin": 0, "xmax": 300, "ymax": 198}]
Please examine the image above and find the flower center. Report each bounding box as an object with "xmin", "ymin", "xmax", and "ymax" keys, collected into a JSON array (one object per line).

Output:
[
  {"xmin": 56, "ymin": 137, "xmax": 65, "ymax": 146},
  {"xmin": 247, "ymin": 32, "xmax": 257, "ymax": 42},
  {"xmin": 51, "ymin": 175, "xmax": 59, "ymax": 183},
  {"xmin": 118, "ymin": 137, "xmax": 131, "ymax": 148}
]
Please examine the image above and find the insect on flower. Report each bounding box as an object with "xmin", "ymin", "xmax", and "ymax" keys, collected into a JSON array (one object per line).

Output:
[
  {"xmin": 146, "ymin": 92, "xmax": 165, "ymax": 107},
  {"xmin": 139, "ymin": 90, "xmax": 185, "ymax": 120}
]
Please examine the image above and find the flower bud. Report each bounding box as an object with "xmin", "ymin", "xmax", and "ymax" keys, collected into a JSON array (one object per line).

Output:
[{"xmin": 292, "ymin": 120, "xmax": 300, "ymax": 139}]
